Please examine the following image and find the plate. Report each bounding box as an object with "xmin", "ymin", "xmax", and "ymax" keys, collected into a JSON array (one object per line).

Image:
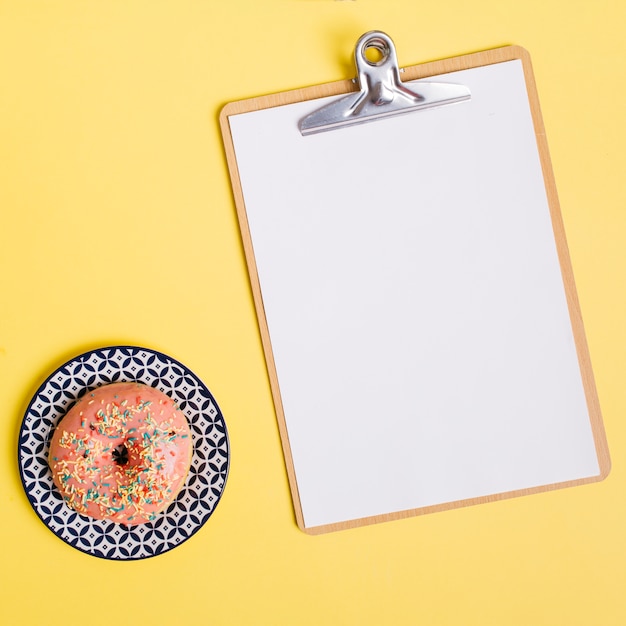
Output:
[{"xmin": 18, "ymin": 346, "xmax": 229, "ymax": 560}]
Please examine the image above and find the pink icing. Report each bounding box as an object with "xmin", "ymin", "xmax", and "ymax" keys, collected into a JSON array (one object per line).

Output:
[{"xmin": 48, "ymin": 382, "xmax": 193, "ymax": 525}]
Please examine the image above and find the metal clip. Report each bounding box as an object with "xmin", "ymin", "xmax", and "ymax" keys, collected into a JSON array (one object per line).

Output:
[{"xmin": 299, "ymin": 31, "xmax": 471, "ymax": 136}]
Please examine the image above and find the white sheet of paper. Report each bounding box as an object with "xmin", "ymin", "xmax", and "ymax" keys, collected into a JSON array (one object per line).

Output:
[{"xmin": 228, "ymin": 60, "xmax": 600, "ymax": 529}]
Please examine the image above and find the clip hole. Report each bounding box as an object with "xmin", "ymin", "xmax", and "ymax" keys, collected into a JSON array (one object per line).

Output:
[{"xmin": 362, "ymin": 38, "xmax": 389, "ymax": 66}]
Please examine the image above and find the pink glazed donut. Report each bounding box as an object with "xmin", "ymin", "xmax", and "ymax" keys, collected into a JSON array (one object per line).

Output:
[{"xmin": 49, "ymin": 382, "xmax": 192, "ymax": 525}]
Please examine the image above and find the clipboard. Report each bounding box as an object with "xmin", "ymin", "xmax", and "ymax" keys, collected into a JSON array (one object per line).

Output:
[{"xmin": 220, "ymin": 32, "xmax": 610, "ymax": 534}]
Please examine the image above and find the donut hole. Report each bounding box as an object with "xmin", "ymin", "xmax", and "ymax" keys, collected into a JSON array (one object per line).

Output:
[{"xmin": 112, "ymin": 443, "xmax": 130, "ymax": 466}]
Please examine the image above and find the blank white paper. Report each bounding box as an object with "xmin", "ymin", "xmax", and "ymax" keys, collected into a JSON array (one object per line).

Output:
[{"xmin": 228, "ymin": 60, "xmax": 600, "ymax": 529}]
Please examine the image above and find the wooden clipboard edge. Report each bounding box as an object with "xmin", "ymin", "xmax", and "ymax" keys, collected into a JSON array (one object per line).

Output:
[
  {"xmin": 220, "ymin": 102, "xmax": 308, "ymax": 532},
  {"xmin": 514, "ymin": 47, "xmax": 611, "ymax": 483},
  {"xmin": 219, "ymin": 45, "xmax": 610, "ymax": 535},
  {"xmin": 304, "ymin": 473, "xmax": 609, "ymax": 535}
]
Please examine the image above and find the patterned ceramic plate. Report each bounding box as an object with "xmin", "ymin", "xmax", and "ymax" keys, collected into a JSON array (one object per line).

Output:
[{"xmin": 18, "ymin": 346, "xmax": 229, "ymax": 560}]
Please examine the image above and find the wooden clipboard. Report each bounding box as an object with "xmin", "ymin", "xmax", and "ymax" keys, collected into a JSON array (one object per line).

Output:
[{"xmin": 220, "ymin": 34, "xmax": 610, "ymax": 534}]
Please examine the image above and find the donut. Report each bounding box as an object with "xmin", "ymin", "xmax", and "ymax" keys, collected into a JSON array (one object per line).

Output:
[{"xmin": 48, "ymin": 382, "xmax": 193, "ymax": 525}]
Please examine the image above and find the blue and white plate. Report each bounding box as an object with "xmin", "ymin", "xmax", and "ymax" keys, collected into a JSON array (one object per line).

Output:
[{"xmin": 18, "ymin": 346, "xmax": 229, "ymax": 560}]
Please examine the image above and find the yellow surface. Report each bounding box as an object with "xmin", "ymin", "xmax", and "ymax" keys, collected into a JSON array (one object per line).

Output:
[{"xmin": 1, "ymin": 1, "xmax": 625, "ymax": 624}]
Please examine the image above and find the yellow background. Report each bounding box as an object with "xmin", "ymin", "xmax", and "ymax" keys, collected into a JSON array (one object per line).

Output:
[{"xmin": 1, "ymin": 1, "xmax": 625, "ymax": 624}]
